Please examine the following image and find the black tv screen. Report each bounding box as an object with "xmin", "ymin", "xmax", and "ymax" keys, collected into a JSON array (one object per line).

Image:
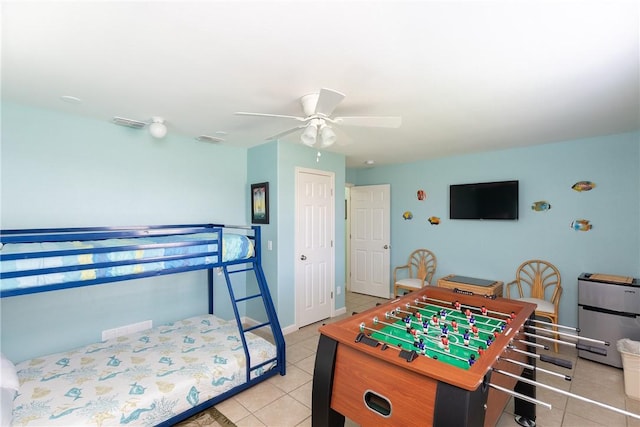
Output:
[{"xmin": 449, "ymin": 180, "xmax": 519, "ymax": 220}]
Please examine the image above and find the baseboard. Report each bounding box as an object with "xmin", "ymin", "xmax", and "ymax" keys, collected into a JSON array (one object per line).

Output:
[{"xmin": 333, "ymin": 306, "xmax": 346, "ymax": 317}]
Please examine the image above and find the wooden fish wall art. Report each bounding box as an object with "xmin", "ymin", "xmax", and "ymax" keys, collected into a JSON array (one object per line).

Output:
[
  {"xmin": 572, "ymin": 181, "xmax": 596, "ymax": 192},
  {"xmin": 571, "ymin": 219, "xmax": 592, "ymax": 231}
]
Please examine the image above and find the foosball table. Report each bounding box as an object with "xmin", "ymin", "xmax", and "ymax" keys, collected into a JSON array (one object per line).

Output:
[{"xmin": 312, "ymin": 286, "xmax": 538, "ymax": 427}]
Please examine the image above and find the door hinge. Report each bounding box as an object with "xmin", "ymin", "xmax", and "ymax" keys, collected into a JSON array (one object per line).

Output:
[
  {"xmin": 331, "ymin": 240, "xmax": 333, "ymax": 247},
  {"xmin": 331, "ymin": 291, "xmax": 334, "ymax": 299}
]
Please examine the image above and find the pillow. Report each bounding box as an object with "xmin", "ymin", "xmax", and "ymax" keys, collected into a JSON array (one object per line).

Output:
[
  {"xmin": 0, "ymin": 387, "xmax": 15, "ymax": 427},
  {"xmin": 0, "ymin": 354, "xmax": 18, "ymax": 427},
  {"xmin": 0, "ymin": 354, "xmax": 18, "ymax": 392}
]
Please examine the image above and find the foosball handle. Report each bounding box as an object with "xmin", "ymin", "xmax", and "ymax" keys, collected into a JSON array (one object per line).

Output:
[
  {"xmin": 576, "ymin": 343, "xmax": 608, "ymax": 356},
  {"xmin": 539, "ymin": 354, "xmax": 573, "ymax": 369}
]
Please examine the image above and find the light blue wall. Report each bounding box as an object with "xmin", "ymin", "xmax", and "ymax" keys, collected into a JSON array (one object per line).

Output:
[
  {"xmin": 247, "ymin": 142, "xmax": 346, "ymax": 329},
  {"xmin": 348, "ymin": 132, "xmax": 640, "ymax": 327},
  {"xmin": 1, "ymin": 102, "xmax": 248, "ymax": 361}
]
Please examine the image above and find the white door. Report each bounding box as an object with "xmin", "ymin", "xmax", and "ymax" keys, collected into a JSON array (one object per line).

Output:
[
  {"xmin": 350, "ymin": 184, "xmax": 391, "ymax": 298},
  {"xmin": 295, "ymin": 168, "xmax": 334, "ymax": 327}
]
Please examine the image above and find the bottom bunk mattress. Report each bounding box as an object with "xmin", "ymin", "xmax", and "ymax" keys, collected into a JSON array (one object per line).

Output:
[{"xmin": 10, "ymin": 314, "xmax": 277, "ymax": 426}]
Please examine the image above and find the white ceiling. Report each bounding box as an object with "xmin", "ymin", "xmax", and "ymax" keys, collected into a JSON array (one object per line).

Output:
[{"xmin": 2, "ymin": 1, "xmax": 639, "ymax": 168}]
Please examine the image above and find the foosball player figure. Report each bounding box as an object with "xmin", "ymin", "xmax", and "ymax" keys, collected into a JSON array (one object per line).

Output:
[
  {"xmin": 477, "ymin": 346, "xmax": 485, "ymax": 357},
  {"xmin": 493, "ymin": 329, "xmax": 500, "ymax": 338},
  {"xmin": 441, "ymin": 324, "xmax": 449, "ymax": 336},
  {"xmin": 415, "ymin": 311, "xmax": 422, "ymax": 322},
  {"xmin": 416, "ymin": 338, "xmax": 426, "ymax": 353},
  {"xmin": 471, "ymin": 325, "xmax": 479, "ymax": 337},
  {"xmin": 422, "ymin": 320, "xmax": 430, "ymax": 334},
  {"xmin": 486, "ymin": 336, "xmax": 493, "ymax": 347},
  {"xmin": 403, "ymin": 314, "xmax": 412, "ymax": 332},
  {"xmin": 465, "ymin": 308, "xmax": 472, "ymax": 320},
  {"xmin": 451, "ymin": 319, "xmax": 458, "ymax": 333},
  {"xmin": 463, "ymin": 329, "xmax": 471, "ymax": 346},
  {"xmin": 511, "ymin": 311, "xmax": 516, "ymax": 320},
  {"xmin": 468, "ymin": 354, "xmax": 476, "ymax": 366},
  {"xmin": 410, "ymin": 328, "xmax": 420, "ymax": 343},
  {"xmin": 431, "ymin": 315, "xmax": 439, "ymax": 326},
  {"xmin": 481, "ymin": 306, "xmax": 488, "ymax": 316},
  {"xmin": 440, "ymin": 335, "xmax": 450, "ymax": 352},
  {"xmin": 454, "ymin": 300, "xmax": 461, "ymax": 310},
  {"xmin": 440, "ymin": 309, "xmax": 447, "ymax": 321},
  {"xmin": 469, "ymin": 315, "xmax": 476, "ymax": 325}
]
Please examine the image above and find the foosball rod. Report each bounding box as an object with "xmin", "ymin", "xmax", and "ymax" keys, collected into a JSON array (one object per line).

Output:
[
  {"xmin": 525, "ymin": 325, "xmax": 609, "ymax": 346},
  {"xmin": 493, "ymin": 369, "xmax": 640, "ymax": 420},
  {"xmin": 488, "ymin": 383, "xmax": 552, "ymax": 410},
  {"xmin": 499, "ymin": 357, "xmax": 572, "ymax": 381},
  {"xmin": 515, "ymin": 339, "xmax": 549, "ymax": 350},
  {"xmin": 522, "ymin": 332, "xmax": 608, "ymax": 356},
  {"xmin": 528, "ymin": 318, "xmax": 580, "ymax": 332},
  {"xmin": 419, "ymin": 295, "xmax": 512, "ymax": 319}
]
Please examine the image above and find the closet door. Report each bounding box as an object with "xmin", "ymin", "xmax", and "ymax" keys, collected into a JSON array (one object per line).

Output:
[
  {"xmin": 295, "ymin": 168, "xmax": 335, "ymax": 327},
  {"xmin": 350, "ymin": 184, "xmax": 391, "ymax": 299}
]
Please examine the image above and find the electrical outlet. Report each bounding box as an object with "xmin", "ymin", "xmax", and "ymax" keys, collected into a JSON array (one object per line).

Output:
[
  {"xmin": 102, "ymin": 320, "xmax": 152, "ymax": 341},
  {"xmin": 337, "ymin": 286, "xmax": 342, "ymax": 295}
]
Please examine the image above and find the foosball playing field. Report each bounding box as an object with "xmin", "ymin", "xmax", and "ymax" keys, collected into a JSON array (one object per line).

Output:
[{"xmin": 360, "ymin": 295, "xmax": 512, "ymax": 370}]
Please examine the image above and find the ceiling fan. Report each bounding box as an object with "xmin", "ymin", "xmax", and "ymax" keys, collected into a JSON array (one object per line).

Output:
[{"xmin": 235, "ymin": 88, "xmax": 402, "ymax": 148}]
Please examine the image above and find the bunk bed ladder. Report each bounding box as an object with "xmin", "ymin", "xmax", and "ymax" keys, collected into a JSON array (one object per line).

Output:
[{"xmin": 215, "ymin": 241, "xmax": 286, "ymax": 382}]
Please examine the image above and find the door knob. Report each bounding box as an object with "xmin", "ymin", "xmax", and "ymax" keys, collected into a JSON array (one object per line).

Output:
[
  {"xmin": 384, "ymin": 245, "xmax": 389, "ymax": 249},
  {"xmin": 300, "ymin": 255, "xmax": 307, "ymax": 260}
]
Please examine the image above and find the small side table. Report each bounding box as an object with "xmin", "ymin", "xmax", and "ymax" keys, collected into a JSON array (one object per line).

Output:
[{"xmin": 437, "ymin": 274, "xmax": 504, "ymax": 297}]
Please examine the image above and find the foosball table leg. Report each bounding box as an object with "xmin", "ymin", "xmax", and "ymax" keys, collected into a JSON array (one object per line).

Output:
[
  {"xmin": 514, "ymin": 318, "xmax": 537, "ymax": 427},
  {"xmin": 312, "ymin": 335, "xmax": 345, "ymax": 427}
]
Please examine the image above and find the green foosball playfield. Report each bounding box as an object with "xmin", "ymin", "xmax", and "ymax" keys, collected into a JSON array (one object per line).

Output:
[{"xmin": 363, "ymin": 296, "xmax": 509, "ymax": 370}]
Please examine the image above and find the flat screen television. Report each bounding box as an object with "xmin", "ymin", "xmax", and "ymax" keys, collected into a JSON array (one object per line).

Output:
[{"xmin": 449, "ymin": 180, "xmax": 519, "ymax": 220}]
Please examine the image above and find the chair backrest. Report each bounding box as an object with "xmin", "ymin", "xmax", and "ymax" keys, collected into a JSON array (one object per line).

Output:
[
  {"xmin": 515, "ymin": 259, "xmax": 561, "ymax": 303},
  {"xmin": 407, "ymin": 249, "xmax": 437, "ymax": 284}
]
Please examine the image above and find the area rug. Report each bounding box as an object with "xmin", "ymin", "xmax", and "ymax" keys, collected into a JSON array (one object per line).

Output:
[{"xmin": 174, "ymin": 406, "xmax": 237, "ymax": 427}]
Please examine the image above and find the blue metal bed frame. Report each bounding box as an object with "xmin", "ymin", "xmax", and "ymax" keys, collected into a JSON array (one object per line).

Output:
[{"xmin": 0, "ymin": 223, "xmax": 286, "ymax": 426}]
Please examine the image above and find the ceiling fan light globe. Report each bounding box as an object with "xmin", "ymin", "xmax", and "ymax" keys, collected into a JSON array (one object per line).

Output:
[
  {"xmin": 320, "ymin": 126, "xmax": 337, "ymax": 148},
  {"xmin": 301, "ymin": 124, "xmax": 318, "ymax": 146},
  {"xmin": 149, "ymin": 118, "xmax": 167, "ymax": 139}
]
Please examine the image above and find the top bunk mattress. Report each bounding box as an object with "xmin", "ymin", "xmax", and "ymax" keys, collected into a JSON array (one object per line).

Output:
[{"xmin": 0, "ymin": 231, "xmax": 254, "ymax": 295}]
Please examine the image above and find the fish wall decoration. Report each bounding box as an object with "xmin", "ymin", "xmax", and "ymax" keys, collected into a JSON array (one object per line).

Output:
[
  {"xmin": 428, "ymin": 216, "xmax": 440, "ymax": 225},
  {"xmin": 572, "ymin": 181, "xmax": 596, "ymax": 192},
  {"xmin": 571, "ymin": 219, "xmax": 592, "ymax": 231},
  {"xmin": 531, "ymin": 201, "xmax": 551, "ymax": 212},
  {"xmin": 417, "ymin": 189, "xmax": 427, "ymax": 201},
  {"xmin": 402, "ymin": 211, "xmax": 413, "ymax": 220}
]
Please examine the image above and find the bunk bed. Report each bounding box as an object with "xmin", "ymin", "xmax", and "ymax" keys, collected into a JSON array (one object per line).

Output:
[{"xmin": 0, "ymin": 223, "xmax": 286, "ymax": 426}]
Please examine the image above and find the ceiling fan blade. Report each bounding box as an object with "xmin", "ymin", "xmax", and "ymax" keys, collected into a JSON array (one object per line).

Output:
[
  {"xmin": 266, "ymin": 125, "xmax": 306, "ymax": 141},
  {"xmin": 333, "ymin": 116, "xmax": 402, "ymax": 128},
  {"xmin": 314, "ymin": 88, "xmax": 346, "ymax": 117},
  {"xmin": 235, "ymin": 112, "xmax": 306, "ymax": 121}
]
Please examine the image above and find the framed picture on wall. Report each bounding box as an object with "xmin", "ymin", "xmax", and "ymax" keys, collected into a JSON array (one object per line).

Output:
[{"xmin": 251, "ymin": 182, "xmax": 269, "ymax": 224}]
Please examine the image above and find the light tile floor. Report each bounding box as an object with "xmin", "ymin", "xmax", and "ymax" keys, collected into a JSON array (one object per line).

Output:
[{"xmin": 217, "ymin": 292, "xmax": 640, "ymax": 427}]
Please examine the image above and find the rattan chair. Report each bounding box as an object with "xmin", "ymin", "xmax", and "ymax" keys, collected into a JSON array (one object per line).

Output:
[
  {"xmin": 505, "ymin": 259, "xmax": 562, "ymax": 352},
  {"xmin": 393, "ymin": 249, "xmax": 437, "ymax": 297}
]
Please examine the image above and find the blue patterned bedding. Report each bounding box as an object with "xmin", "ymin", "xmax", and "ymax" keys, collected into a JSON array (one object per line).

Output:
[
  {"xmin": 11, "ymin": 314, "xmax": 276, "ymax": 426},
  {"xmin": 0, "ymin": 233, "xmax": 254, "ymax": 293}
]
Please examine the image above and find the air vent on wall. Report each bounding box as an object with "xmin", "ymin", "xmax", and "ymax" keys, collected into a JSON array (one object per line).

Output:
[
  {"xmin": 196, "ymin": 135, "xmax": 225, "ymax": 143},
  {"xmin": 112, "ymin": 116, "xmax": 147, "ymax": 129}
]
